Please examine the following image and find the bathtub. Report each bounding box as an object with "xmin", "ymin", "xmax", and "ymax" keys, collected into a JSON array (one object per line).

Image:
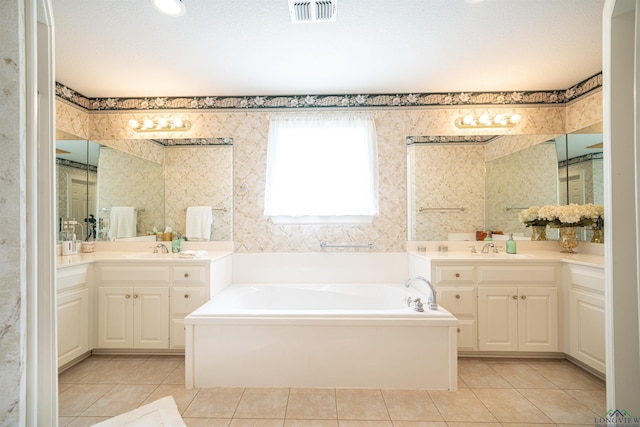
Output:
[{"xmin": 185, "ymin": 267, "xmax": 458, "ymax": 390}]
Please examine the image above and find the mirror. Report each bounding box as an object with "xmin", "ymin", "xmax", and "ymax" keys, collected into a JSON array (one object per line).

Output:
[
  {"xmin": 407, "ymin": 126, "xmax": 604, "ymax": 241},
  {"xmin": 56, "ymin": 135, "xmax": 234, "ymax": 242}
]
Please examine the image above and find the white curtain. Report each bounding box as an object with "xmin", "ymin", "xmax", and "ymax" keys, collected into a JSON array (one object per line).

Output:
[{"xmin": 264, "ymin": 114, "xmax": 379, "ymax": 219}]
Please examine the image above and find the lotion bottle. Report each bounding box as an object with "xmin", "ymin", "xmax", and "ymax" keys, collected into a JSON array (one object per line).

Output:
[{"xmin": 506, "ymin": 233, "xmax": 517, "ymax": 254}]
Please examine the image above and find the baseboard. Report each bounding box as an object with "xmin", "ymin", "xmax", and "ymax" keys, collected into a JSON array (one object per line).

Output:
[{"xmin": 91, "ymin": 348, "xmax": 185, "ymax": 356}]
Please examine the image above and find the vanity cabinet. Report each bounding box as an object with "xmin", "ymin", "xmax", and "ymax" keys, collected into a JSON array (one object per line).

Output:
[
  {"xmin": 477, "ymin": 264, "xmax": 559, "ymax": 352},
  {"xmin": 95, "ymin": 262, "xmax": 210, "ymax": 350},
  {"xmin": 57, "ymin": 264, "xmax": 91, "ymax": 367},
  {"xmin": 566, "ymin": 264, "xmax": 605, "ymax": 374}
]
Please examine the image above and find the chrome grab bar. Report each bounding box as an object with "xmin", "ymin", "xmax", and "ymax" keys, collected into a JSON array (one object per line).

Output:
[{"xmin": 320, "ymin": 241, "xmax": 374, "ymax": 249}]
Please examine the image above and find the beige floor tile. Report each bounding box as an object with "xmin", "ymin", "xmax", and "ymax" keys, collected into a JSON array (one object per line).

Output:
[
  {"xmin": 229, "ymin": 420, "xmax": 285, "ymax": 427},
  {"xmin": 65, "ymin": 416, "xmax": 110, "ymax": 426},
  {"xmin": 457, "ymin": 363, "xmax": 512, "ymax": 389},
  {"xmin": 381, "ymin": 389, "xmax": 443, "ymax": 422},
  {"xmin": 490, "ymin": 362, "xmax": 559, "ymax": 389},
  {"xmin": 163, "ymin": 362, "xmax": 186, "ymax": 384},
  {"xmin": 77, "ymin": 357, "xmax": 147, "ymax": 384},
  {"xmin": 472, "ymin": 388, "xmax": 553, "ymax": 423},
  {"xmin": 391, "ymin": 422, "xmax": 448, "ymax": 427},
  {"xmin": 286, "ymin": 388, "xmax": 337, "ymax": 420},
  {"xmin": 335, "ymin": 389, "xmax": 390, "ymax": 420},
  {"xmin": 58, "ymin": 382, "xmax": 73, "ymax": 393},
  {"xmin": 141, "ymin": 383, "xmax": 198, "ymax": 414},
  {"xmin": 80, "ymin": 384, "xmax": 158, "ymax": 417},
  {"xmin": 428, "ymin": 389, "xmax": 497, "ymax": 423},
  {"xmin": 182, "ymin": 387, "xmax": 244, "ymax": 418},
  {"xmin": 564, "ymin": 389, "xmax": 607, "ymax": 416},
  {"xmin": 457, "ymin": 357, "xmax": 490, "ymax": 365},
  {"xmin": 527, "ymin": 361, "xmax": 605, "ymax": 390},
  {"xmin": 58, "ymin": 416, "xmax": 75, "ymax": 426},
  {"xmin": 445, "ymin": 423, "xmax": 502, "ymax": 427},
  {"xmin": 119, "ymin": 357, "xmax": 182, "ymax": 384},
  {"xmin": 183, "ymin": 418, "xmax": 231, "ymax": 427},
  {"xmin": 457, "ymin": 376, "xmax": 469, "ymax": 389},
  {"xmin": 284, "ymin": 421, "xmax": 339, "ymax": 427},
  {"xmin": 518, "ymin": 388, "xmax": 598, "ymax": 424},
  {"xmin": 338, "ymin": 422, "xmax": 393, "ymax": 427},
  {"xmin": 58, "ymin": 383, "xmax": 114, "ymax": 416},
  {"xmin": 234, "ymin": 388, "xmax": 289, "ymax": 419},
  {"xmin": 58, "ymin": 356, "xmax": 113, "ymax": 383},
  {"xmin": 499, "ymin": 424, "xmax": 556, "ymax": 427}
]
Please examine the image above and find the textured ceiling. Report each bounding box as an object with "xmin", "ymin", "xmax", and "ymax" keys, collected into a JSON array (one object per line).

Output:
[{"xmin": 52, "ymin": 0, "xmax": 605, "ymax": 98}]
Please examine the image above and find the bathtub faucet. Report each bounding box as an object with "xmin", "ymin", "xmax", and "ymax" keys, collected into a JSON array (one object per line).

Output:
[{"xmin": 404, "ymin": 276, "xmax": 438, "ymax": 311}]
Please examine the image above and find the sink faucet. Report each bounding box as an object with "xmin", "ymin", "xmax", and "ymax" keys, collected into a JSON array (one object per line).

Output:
[
  {"xmin": 403, "ymin": 276, "xmax": 438, "ymax": 310},
  {"xmin": 481, "ymin": 242, "xmax": 498, "ymax": 253},
  {"xmin": 153, "ymin": 243, "xmax": 169, "ymax": 254}
]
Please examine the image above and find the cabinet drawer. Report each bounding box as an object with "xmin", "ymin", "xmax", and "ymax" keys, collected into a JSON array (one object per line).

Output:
[
  {"xmin": 569, "ymin": 265, "xmax": 604, "ymax": 294},
  {"xmin": 456, "ymin": 320, "xmax": 477, "ymax": 351},
  {"xmin": 435, "ymin": 266, "xmax": 475, "ymax": 284},
  {"xmin": 477, "ymin": 265, "xmax": 557, "ymax": 284},
  {"xmin": 172, "ymin": 266, "xmax": 207, "ymax": 285},
  {"xmin": 171, "ymin": 286, "xmax": 207, "ymax": 314},
  {"xmin": 96, "ymin": 265, "xmax": 171, "ymax": 284},
  {"xmin": 57, "ymin": 264, "xmax": 89, "ymax": 291},
  {"xmin": 439, "ymin": 287, "xmax": 476, "ymax": 316}
]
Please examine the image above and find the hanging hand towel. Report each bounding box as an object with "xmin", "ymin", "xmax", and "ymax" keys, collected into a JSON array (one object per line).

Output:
[
  {"xmin": 186, "ymin": 206, "xmax": 213, "ymax": 241},
  {"xmin": 109, "ymin": 207, "xmax": 137, "ymax": 240}
]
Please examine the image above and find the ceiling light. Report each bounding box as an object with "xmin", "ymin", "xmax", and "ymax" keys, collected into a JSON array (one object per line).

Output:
[
  {"xmin": 152, "ymin": 0, "xmax": 186, "ymax": 16},
  {"xmin": 129, "ymin": 118, "xmax": 191, "ymax": 133},
  {"xmin": 455, "ymin": 113, "xmax": 521, "ymax": 129}
]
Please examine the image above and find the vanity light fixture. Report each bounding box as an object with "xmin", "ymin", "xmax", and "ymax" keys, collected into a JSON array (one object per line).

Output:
[
  {"xmin": 152, "ymin": 0, "xmax": 186, "ymax": 16},
  {"xmin": 455, "ymin": 113, "xmax": 521, "ymax": 129},
  {"xmin": 128, "ymin": 118, "xmax": 191, "ymax": 133}
]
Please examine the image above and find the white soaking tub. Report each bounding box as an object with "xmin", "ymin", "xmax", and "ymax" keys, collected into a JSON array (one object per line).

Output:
[{"xmin": 185, "ymin": 281, "xmax": 458, "ymax": 390}]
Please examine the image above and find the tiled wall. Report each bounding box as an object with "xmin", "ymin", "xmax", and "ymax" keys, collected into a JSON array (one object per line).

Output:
[{"xmin": 55, "ymin": 91, "xmax": 601, "ymax": 252}]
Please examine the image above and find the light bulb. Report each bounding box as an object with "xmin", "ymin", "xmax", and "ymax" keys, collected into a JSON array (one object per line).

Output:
[
  {"xmin": 128, "ymin": 119, "xmax": 139, "ymax": 129},
  {"xmin": 462, "ymin": 114, "xmax": 474, "ymax": 125},
  {"xmin": 158, "ymin": 118, "xmax": 168, "ymax": 128},
  {"xmin": 510, "ymin": 114, "xmax": 521, "ymax": 124},
  {"xmin": 173, "ymin": 118, "xmax": 183, "ymax": 128},
  {"xmin": 494, "ymin": 114, "xmax": 504, "ymax": 124},
  {"xmin": 479, "ymin": 113, "xmax": 489, "ymax": 124},
  {"xmin": 143, "ymin": 119, "xmax": 154, "ymax": 129},
  {"xmin": 152, "ymin": 0, "xmax": 185, "ymax": 16}
]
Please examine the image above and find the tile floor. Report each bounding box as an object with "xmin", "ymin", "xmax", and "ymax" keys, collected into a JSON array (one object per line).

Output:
[{"xmin": 58, "ymin": 355, "xmax": 606, "ymax": 427}]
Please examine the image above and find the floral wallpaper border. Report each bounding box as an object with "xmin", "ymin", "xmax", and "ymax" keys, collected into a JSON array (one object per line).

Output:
[
  {"xmin": 406, "ymin": 135, "xmax": 498, "ymax": 145},
  {"xmin": 55, "ymin": 73, "xmax": 602, "ymax": 112},
  {"xmin": 56, "ymin": 157, "xmax": 98, "ymax": 173}
]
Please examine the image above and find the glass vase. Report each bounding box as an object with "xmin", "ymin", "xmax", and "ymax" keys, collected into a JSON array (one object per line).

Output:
[
  {"xmin": 531, "ymin": 225, "xmax": 547, "ymax": 241},
  {"xmin": 558, "ymin": 226, "xmax": 579, "ymax": 253},
  {"xmin": 591, "ymin": 227, "xmax": 604, "ymax": 243}
]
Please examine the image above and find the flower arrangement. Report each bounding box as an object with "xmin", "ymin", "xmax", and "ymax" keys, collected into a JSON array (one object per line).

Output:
[{"xmin": 519, "ymin": 203, "xmax": 604, "ymax": 228}]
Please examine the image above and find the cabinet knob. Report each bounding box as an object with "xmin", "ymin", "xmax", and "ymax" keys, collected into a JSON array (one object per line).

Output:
[
  {"xmin": 512, "ymin": 295, "xmax": 518, "ymax": 300},
  {"xmin": 455, "ymin": 294, "xmax": 461, "ymax": 299},
  {"xmin": 125, "ymin": 294, "xmax": 131, "ymax": 299},
  {"xmin": 184, "ymin": 273, "xmax": 189, "ymax": 278},
  {"xmin": 521, "ymin": 295, "xmax": 527, "ymax": 300},
  {"xmin": 133, "ymin": 294, "xmax": 138, "ymax": 299},
  {"xmin": 184, "ymin": 294, "xmax": 189, "ymax": 299},
  {"xmin": 455, "ymin": 273, "xmax": 460, "ymax": 278},
  {"xmin": 457, "ymin": 328, "xmax": 461, "ymax": 333}
]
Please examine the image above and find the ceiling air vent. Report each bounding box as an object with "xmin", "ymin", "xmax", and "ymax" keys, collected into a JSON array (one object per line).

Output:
[{"xmin": 288, "ymin": 0, "xmax": 337, "ymax": 23}]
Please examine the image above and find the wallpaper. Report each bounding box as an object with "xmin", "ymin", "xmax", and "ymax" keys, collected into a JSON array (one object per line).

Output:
[{"xmin": 55, "ymin": 85, "xmax": 603, "ymax": 252}]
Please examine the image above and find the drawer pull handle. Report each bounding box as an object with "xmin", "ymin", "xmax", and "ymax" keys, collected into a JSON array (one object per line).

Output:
[
  {"xmin": 125, "ymin": 294, "xmax": 131, "ymax": 299},
  {"xmin": 521, "ymin": 295, "xmax": 527, "ymax": 300},
  {"xmin": 455, "ymin": 294, "xmax": 461, "ymax": 299},
  {"xmin": 512, "ymin": 295, "xmax": 518, "ymax": 300},
  {"xmin": 133, "ymin": 294, "xmax": 138, "ymax": 299},
  {"xmin": 455, "ymin": 273, "xmax": 460, "ymax": 278},
  {"xmin": 184, "ymin": 294, "xmax": 189, "ymax": 299},
  {"xmin": 184, "ymin": 273, "xmax": 189, "ymax": 278}
]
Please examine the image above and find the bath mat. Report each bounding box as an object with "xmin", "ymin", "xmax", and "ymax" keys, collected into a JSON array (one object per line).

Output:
[{"xmin": 91, "ymin": 395, "xmax": 186, "ymax": 427}]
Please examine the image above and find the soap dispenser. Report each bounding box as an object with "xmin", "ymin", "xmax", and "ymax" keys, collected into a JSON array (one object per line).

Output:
[{"xmin": 506, "ymin": 233, "xmax": 517, "ymax": 254}]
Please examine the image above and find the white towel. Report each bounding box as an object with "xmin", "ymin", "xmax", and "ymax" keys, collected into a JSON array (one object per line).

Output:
[
  {"xmin": 109, "ymin": 207, "xmax": 137, "ymax": 240},
  {"xmin": 186, "ymin": 206, "xmax": 212, "ymax": 241}
]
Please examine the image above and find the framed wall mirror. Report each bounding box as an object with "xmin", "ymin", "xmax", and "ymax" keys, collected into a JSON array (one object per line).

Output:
[
  {"xmin": 407, "ymin": 125, "xmax": 604, "ymax": 242},
  {"xmin": 55, "ymin": 134, "xmax": 234, "ymax": 242}
]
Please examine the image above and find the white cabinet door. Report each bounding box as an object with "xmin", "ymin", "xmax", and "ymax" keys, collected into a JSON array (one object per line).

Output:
[
  {"xmin": 134, "ymin": 287, "xmax": 169, "ymax": 349},
  {"xmin": 569, "ymin": 290, "xmax": 605, "ymax": 373},
  {"xmin": 98, "ymin": 286, "xmax": 134, "ymax": 348},
  {"xmin": 57, "ymin": 288, "xmax": 89, "ymax": 367},
  {"xmin": 478, "ymin": 287, "xmax": 518, "ymax": 351},
  {"xmin": 518, "ymin": 287, "xmax": 558, "ymax": 352}
]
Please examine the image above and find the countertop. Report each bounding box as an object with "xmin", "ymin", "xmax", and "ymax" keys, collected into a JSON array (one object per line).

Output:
[
  {"xmin": 56, "ymin": 250, "xmax": 233, "ymax": 268},
  {"xmin": 409, "ymin": 250, "xmax": 604, "ymax": 268}
]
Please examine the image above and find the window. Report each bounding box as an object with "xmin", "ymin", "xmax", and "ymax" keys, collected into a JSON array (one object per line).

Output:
[{"xmin": 264, "ymin": 114, "xmax": 379, "ymax": 224}]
